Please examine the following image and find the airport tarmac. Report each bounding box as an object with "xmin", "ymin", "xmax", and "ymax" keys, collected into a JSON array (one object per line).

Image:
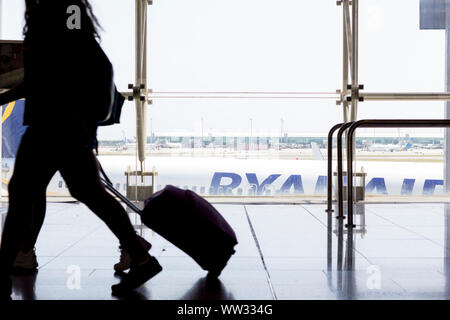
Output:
[{"xmin": 2, "ymin": 201, "xmax": 450, "ymax": 300}]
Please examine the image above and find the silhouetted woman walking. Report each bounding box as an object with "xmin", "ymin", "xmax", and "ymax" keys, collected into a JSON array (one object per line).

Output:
[{"xmin": 0, "ymin": 0, "xmax": 161, "ymax": 299}]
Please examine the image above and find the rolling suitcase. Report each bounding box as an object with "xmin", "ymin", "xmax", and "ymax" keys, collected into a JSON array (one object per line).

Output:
[
  {"xmin": 141, "ymin": 185, "xmax": 238, "ymax": 276},
  {"xmin": 99, "ymin": 167, "xmax": 238, "ymax": 277}
]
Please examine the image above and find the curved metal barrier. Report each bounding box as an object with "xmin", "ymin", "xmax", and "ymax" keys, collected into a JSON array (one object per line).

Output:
[
  {"xmin": 326, "ymin": 123, "xmax": 344, "ymax": 214},
  {"xmin": 328, "ymin": 119, "xmax": 450, "ymax": 269},
  {"xmin": 345, "ymin": 119, "xmax": 450, "ymax": 233},
  {"xmin": 326, "ymin": 122, "xmax": 355, "ymax": 218},
  {"xmin": 326, "ymin": 122, "xmax": 353, "ymax": 270},
  {"xmin": 326, "ymin": 123, "xmax": 344, "ymax": 270}
]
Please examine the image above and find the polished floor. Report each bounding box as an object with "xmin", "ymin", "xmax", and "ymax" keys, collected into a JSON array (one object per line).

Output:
[{"xmin": 1, "ymin": 201, "xmax": 450, "ymax": 300}]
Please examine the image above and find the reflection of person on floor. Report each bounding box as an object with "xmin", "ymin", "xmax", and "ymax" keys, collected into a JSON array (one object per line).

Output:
[{"xmin": 0, "ymin": 0, "xmax": 161, "ymax": 300}]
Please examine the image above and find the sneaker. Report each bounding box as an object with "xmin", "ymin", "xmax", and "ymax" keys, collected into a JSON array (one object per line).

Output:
[
  {"xmin": 114, "ymin": 236, "xmax": 152, "ymax": 272},
  {"xmin": 111, "ymin": 256, "xmax": 162, "ymax": 295},
  {"xmin": 12, "ymin": 248, "xmax": 38, "ymax": 273}
]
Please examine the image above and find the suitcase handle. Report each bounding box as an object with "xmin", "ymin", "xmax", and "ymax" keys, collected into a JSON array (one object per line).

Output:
[
  {"xmin": 100, "ymin": 177, "xmax": 143, "ymax": 215},
  {"xmin": 97, "ymin": 158, "xmax": 143, "ymax": 215}
]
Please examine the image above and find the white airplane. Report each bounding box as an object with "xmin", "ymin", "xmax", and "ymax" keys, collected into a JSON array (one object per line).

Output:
[
  {"xmin": 113, "ymin": 139, "xmax": 136, "ymax": 151},
  {"xmin": 0, "ymin": 100, "xmax": 446, "ymax": 199},
  {"xmin": 422, "ymin": 144, "xmax": 443, "ymax": 150},
  {"xmin": 1, "ymin": 155, "xmax": 445, "ymax": 198},
  {"xmin": 151, "ymin": 139, "xmax": 183, "ymax": 149},
  {"xmin": 160, "ymin": 140, "xmax": 183, "ymax": 149},
  {"xmin": 367, "ymin": 141, "xmax": 413, "ymax": 152}
]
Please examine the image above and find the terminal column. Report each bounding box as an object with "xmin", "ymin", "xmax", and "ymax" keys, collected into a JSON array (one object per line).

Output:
[{"xmin": 446, "ymin": 1, "xmax": 450, "ymax": 193}]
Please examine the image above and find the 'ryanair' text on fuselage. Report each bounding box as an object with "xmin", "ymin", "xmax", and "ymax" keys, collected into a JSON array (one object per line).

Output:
[{"xmin": 209, "ymin": 172, "xmax": 444, "ymax": 196}]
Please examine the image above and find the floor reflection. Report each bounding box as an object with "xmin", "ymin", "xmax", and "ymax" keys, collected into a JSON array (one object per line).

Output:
[
  {"xmin": 326, "ymin": 202, "xmax": 450, "ymax": 299},
  {"xmin": 444, "ymin": 204, "xmax": 450, "ymax": 298},
  {"xmin": 112, "ymin": 287, "xmax": 151, "ymax": 300},
  {"xmin": 331, "ymin": 202, "xmax": 366, "ymax": 271},
  {"xmin": 180, "ymin": 276, "xmax": 234, "ymax": 300},
  {"xmin": 10, "ymin": 271, "xmax": 235, "ymax": 300},
  {"xmin": 109, "ymin": 271, "xmax": 152, "ymax": 300},
  {"xmin": 6, "ymin": 201, "xmax": 450, "ymax": 299},
  {"xmin": 11, "ymin": 270, "xmax": 38, "ymax": 300}
]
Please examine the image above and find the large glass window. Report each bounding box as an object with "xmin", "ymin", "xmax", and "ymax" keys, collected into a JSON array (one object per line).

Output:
[{"xmin": 1, "ymin": 0, "xmax": 446, "ymax": 201}]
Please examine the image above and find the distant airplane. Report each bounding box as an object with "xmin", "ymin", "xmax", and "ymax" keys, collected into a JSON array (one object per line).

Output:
[
  {"xmin": 157, "ymin": 139, "xmax": 182, "ymax": 149},
  {"xmin": 422, "ymin": 144, "xmax": 442, "ymax": 150},
  {"xmin": 113, "ymin": 132, "xmax": 136, "ymax": 151},
  {"xmin": 367, "ymin": 141, "xmax": 413, "ymax": 152}
]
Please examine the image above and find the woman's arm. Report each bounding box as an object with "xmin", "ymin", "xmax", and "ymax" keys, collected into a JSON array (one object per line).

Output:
[{"xmin": 0, "ymin": 82, "xmax": 26, "ymax": 106}]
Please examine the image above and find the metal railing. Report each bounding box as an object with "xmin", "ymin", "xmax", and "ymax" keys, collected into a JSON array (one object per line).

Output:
[
  {"xmin": 326, "ymin": 122, "xmax": 355, "ymax": 270},
  {"xmin": 345, "ymin": 119, "xmax": 450, "ymax": 229},
  {"xmin": 329, "ymin": 119, "xmax": 450, "ymax": 269},
  {"xmin": 326, "ymin": 123, "xmax": 346, "ymax": 270}
]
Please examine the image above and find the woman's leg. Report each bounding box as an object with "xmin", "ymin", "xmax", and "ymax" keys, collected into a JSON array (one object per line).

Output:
[
  {"xmin": 14, "ymin": 189, "xmax": 48, "ymax": 255},
  {"xmin": 58, "ymin": 144, "xmax": 150, "ymax": 264},
  {"xmin": 0, "ymin": 129, "xmax": 56, "ymax": 276}
]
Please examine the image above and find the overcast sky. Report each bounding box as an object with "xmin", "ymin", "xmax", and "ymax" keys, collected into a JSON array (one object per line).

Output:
[{"xmin": 0, "ymin": 0, "xmax": 447, "ymax": 140}]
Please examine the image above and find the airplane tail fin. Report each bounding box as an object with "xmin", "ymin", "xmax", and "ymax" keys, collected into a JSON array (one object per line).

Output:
[
  {"xmin": 2, "ymin": 100, "xmax": 27, "ymax": 158},
  {"xmin": 311, "ymin": 142, "xmax": 325, "ymax": 160},
  {"xmin": 404, "ymin": 141, "xmax": 413, "ymax": 151}
]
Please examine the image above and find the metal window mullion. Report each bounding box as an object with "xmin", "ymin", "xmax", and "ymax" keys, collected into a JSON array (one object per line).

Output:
[
  {"xmin": 135, "ymin": 0, "xmax": 147, "ymax": 167},
  {"xmin": 349, "ymin": 2, "xmax": 359, "ymax": 249},
  {"xmin": 361, "ymin": 92, "xmax": 450, "ymax": 100},
  {"xmin": 142, "ymin": 1, "xmax": 148, "ymax": 164},
  {"xmin": 343, "ymin": 0, "xmax": 353, "ymax": 80},
  {"xmin": 342, "ymin": 1, "xmax": 350, "ymax": 123},
  {"xmin": 350, "ymin": 0, "xmax": 358, "ymax": 123}
]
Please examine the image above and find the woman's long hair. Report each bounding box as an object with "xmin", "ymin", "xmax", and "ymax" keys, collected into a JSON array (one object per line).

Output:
[{"xmin": 23, "ymin": 0, "xmax": 103, "ymax": 40}]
